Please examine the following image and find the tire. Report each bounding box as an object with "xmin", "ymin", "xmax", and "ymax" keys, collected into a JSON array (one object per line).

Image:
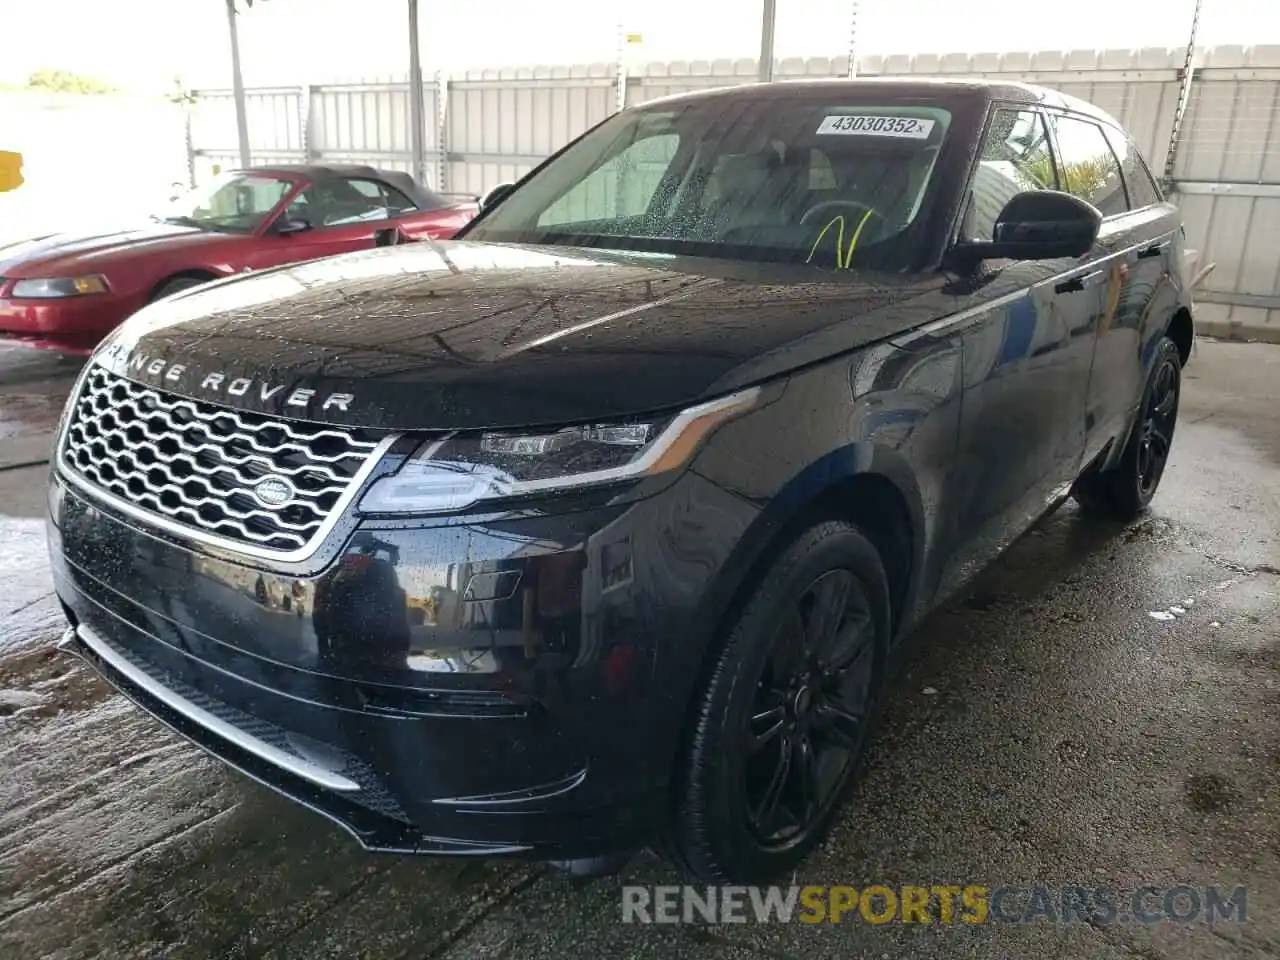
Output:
[
  {"xmin": 661, "ymin": 519, "xmax": 891, "ymax": 883},
  {"xmin": 1073, "ymin": 335, "xmax": 1182, "ymax": 521},
  {"xmin": 150, "ymin": 275, "xmax": 210, "ymax": 302}
]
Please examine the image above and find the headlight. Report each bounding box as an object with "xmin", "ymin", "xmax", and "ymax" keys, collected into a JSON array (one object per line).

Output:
[
  {"xmin": 11, "ymin": 275, "xmax": 110, "ymax": 298},
  {"xmin": 358, "ymin": 387, "xmax": 763, "ymax": 515}
]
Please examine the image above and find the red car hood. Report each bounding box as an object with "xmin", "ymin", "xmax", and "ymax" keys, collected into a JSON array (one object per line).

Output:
[{"xmin": 0, "ymin": 223, "xmax": 228, "ymax": 278}]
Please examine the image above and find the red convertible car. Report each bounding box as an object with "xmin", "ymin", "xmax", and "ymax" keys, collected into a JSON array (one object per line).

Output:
[{"xmin": 0, "ymin": 164, "xmax": 479, "ymax": 353}]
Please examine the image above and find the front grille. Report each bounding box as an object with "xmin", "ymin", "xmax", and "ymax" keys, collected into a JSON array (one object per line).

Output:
[{"xmin": 61, "ymin": 365, "xmax": 383, "ymax": 554}]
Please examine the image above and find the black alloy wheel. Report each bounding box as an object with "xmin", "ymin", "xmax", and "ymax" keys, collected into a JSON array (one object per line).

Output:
[
  {"xmin": 1136, "ymin": 349, "xmax": 1180, "ymax": 500},
  {"xmin": 1073, "ymin": 335, "xmax": 1182, "ymax": 521},
  {"xmin": 745, "ymin": 568, "xmax": 877, "ymax": 849},
  {"xmin": 662, "ymin": 520, "xmax": 891, "ymax": 883}
]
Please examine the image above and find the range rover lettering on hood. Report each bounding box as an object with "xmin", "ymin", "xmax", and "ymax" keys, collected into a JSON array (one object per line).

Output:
[
  {"xmin": 118, "ymin": 350, "xmax": 355, "ymax": 413},
  {"xmin": 88, "ymin": 241, "xmax": 939, "ymax": 431}
]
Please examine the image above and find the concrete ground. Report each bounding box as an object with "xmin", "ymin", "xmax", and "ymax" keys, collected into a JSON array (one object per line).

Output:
[{"xmin": 1, "ymin": 338, "xmax": 1278, "ymax": 960}]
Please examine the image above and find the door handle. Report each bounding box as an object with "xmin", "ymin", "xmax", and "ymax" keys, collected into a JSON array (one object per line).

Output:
[
  {"xmin": 1054, "ymin": 270, "xmax": 1105, "ymax": 294},
  {"xmin": 1137, "ymin": 242, "xmax": 1169, "ymax": 260}
]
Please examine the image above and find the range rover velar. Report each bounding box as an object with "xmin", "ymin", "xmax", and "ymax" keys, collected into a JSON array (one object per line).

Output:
[{"xmin": 49, "ymin": 78, "xmax": 1194, "ymax": 883}]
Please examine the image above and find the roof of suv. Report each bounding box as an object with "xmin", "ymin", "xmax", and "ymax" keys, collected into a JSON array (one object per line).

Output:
[{"xmin": 639, "ymin": 77, "xmax": 1125, "ymax": 131}]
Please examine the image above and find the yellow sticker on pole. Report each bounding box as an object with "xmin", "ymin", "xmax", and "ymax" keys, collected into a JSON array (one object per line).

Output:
[
  {"xmin": 625, "ymin": 33, "xmax": 643, "ymax": 44},
  {"xmin": 0, "ymin": 151, "xmax": 24, "ymax": 193}
]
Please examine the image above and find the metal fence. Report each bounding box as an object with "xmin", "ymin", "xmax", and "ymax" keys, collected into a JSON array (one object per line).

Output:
[
  {"xmin": 187, "ymin": 44, "xmax": 1280, "ymax": 329},
  {"xmin": 1165, "ymin": 46, "xmax": 1280, "ymax": 332}
]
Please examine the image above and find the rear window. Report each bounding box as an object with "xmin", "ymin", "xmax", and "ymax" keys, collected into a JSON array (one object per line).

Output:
[{"xmin": 466, "ymin": 98, "xmax": 955, "ymax": 271}]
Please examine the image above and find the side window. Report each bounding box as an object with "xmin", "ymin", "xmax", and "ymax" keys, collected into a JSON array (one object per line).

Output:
[
  {"xmin": 1047, "ymin": 114, "xmax": 1128, "ymax": 217},
  {"xmin": 199, "ymin": 176, "xmax": 292, "ymax": 223},
  {"xmin": 287, "ymin": 179, "xmax": 410, "ymax": 227},
  {"xmin": 963, "ymin": 108, "xmax": 1055, "ymax": 242},
  {"xmin": 538, "ymin": 133, "xmax": 680, "ymax": 227},
  {"xmin": 347, "ymin": 178, "xmax": 419, "ymax": 217},
  {"xmin": 1100, "ymin": 125, "xmax": 1163, "ymax": 209}
]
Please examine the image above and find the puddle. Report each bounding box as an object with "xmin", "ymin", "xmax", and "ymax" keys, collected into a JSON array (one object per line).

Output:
[
  {"xmin": 1185, "ymin": 772, "xmax": 1238, "ymax": 813},
  {"xmin": 0, "ymin": 394, "xmax": 65, "ymax": 441},
  {"xmin": 0, "ymin": 518, "xmax": 53, "ymax": 618},
  {"xmin": 0, "ymin": 644, "xmax": 112, "ymax": 720},
  {"xmin": 0, "ymin": 688, "xmax": 47, "ymax": 716}
]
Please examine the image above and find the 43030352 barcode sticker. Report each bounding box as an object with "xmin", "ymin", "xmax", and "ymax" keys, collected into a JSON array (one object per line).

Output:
[{"xmin": 816, "ymin": 115, "xmax": 936, "ymax": 138}]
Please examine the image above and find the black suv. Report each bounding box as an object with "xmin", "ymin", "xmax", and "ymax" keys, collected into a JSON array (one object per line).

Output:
[{"xmin": 50, "ymin": 79, "xmax": 1193, "ymax": 883}]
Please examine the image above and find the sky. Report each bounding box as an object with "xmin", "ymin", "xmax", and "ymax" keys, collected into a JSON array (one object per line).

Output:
[{"xmin": 0, "ymin": 0, "xmax": 1271, "ymax": 94}]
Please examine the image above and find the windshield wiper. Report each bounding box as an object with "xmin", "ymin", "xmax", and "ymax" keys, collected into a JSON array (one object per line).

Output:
[{"xmin": 152, "ymin": 214, "xmax": 206, "ymax": 230}]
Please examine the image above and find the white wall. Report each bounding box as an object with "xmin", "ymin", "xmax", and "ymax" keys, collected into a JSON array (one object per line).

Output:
[{"xmin": 0, "ymin": 92, "xmax": 188, "ymax": 246}]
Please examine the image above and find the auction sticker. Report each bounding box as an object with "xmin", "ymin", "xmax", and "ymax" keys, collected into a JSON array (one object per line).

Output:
[{"xmin": 816, "ymin": 115, "xmax": 935, "ymax": 138}]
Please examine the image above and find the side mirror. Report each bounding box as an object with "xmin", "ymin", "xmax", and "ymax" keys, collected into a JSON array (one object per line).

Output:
[
  {"xmin": 275, "ymin": 214, "xmax": 311, "ymax": 236},
  {"xmin": 948, "ymin": 190, "xmax": 1101, "ymax": 270},
  {"xmin": 481, "ymin": 183, "xmax": 514, "ymax": 211}
]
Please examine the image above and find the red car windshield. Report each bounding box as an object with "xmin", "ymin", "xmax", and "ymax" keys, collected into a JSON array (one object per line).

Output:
[{"xmin": 158, "ymin": 173, "xmax": 294, "ymax": 234}]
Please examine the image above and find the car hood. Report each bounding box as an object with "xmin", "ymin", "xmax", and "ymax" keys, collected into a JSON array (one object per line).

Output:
[
  {"xmin": 95, "ymin": 240, "xmax": 950, "ymax": 431},
  {"xmin": 0, "ymin": 223, "xmax": 225, "ymax": 276}
]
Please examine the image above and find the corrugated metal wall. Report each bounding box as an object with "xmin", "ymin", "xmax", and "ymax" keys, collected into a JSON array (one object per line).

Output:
[
  {"xmin": 187, "ymin": 44, "xmax": 1280, "ymax": 329},
  {"xmin": 1167, "ymin": 46, "xmax": 1280, "ymax": 334}
]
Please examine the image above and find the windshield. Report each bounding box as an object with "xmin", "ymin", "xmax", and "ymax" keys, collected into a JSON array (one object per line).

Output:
[
  {"xmin": 465, "ymin": 96, "xmax": 954, "ymax": 270},
  {"xmin": 157, "ymin": 172, "xmax": 295, "ymax": 233}
]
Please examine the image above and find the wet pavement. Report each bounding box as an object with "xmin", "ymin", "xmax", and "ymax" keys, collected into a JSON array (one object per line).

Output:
[{"xmin": 1, "ymin": 339, "xmax": 1278, "ymax": 960}]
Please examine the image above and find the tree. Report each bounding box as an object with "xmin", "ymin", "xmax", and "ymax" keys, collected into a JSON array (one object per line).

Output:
[
  {"xmin": 26, "ymin": 69, "xmax": 117, "ymax": 95},
  {"xmin": 167, "ymin": 75, "xmax": 197, "ymax": 106}
]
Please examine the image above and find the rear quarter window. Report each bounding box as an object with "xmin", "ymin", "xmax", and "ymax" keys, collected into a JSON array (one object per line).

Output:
[
  {"xmin": 1046, "ymin": 113, "xmax": 1128, "ymax": 217},
  {"xmin": 1101, "ymin": 125, "xmax": 1164, "ymax": 209}
]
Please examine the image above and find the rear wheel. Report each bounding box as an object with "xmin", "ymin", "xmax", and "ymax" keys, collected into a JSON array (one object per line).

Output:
[
  {"xmin": 1074, "ymin": 335, "xmax": 1181, "ymax": 521},
  {"xmin": 662, "ymin": 520, "xmax": 890, "ymax": 883}
]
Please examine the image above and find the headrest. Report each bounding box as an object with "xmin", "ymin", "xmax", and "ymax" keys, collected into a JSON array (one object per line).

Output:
[{"xmin": 714, "ymin": 151, "xmax": 781, "ymax": 188}]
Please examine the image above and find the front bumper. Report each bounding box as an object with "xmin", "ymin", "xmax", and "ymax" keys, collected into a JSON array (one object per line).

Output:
[
  {"xmin": 0, "ymin": 293, "xmax": 128, "ymax": 352},
  {"xmin": 48, "ymin": 464, "xmax": 759, "ymax": 858}
]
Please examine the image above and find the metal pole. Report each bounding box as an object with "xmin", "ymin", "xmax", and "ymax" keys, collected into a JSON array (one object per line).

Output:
[
  {"xmin": 182, "ymin": 93, "xmax": 197, "ymax": 188},
  {"xmin": 847, "ymin": 0, "xmax": 859, "ymax": 79},
  {"xmin": 1163, "ymin": 0, "xmax": 1205, "ymax": 191},
  {"xmin": 225, "ymin": 0, "xmax": 251, "ymax": 169},
  {"xmin": 758, "ymin": 0, "xmax": 777, "ymax": 83},
  {"xmin": 302, "ymin": 85, "xmax": 319, "ymax": 162},
  {"xmin": 408, "ymin": 0, "xmax": 428, "ymax": 186},
  {"xmin": 614, "ymin": 18, "xmax": 627, "ymax": 112},
  {"xmin": 435, "ymin": 70, "xmax": 449, "ymax": 193}
]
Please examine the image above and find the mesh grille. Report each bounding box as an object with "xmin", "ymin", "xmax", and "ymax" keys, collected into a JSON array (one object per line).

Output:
[{"xmin": 61, "ymin": 365, "xmax": 382, "ymax": 553}]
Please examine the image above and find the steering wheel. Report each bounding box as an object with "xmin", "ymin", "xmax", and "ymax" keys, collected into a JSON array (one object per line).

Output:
[{"xmin": 800, "ymin": 200, "xmax": 885, "ymax": 229}]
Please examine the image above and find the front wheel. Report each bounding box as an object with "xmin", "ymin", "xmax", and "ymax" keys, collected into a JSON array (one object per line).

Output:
[
  {"xmin": 150, "ymin": 275, "xmax": 209, "ymax": 302},
  {"xmin": 1074, "ymin": 335, "xmax": 1182, "ymax": 521},
  {"xmin": 661, "ymin": 520, "xmax": 891, "ymax": 883}
]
